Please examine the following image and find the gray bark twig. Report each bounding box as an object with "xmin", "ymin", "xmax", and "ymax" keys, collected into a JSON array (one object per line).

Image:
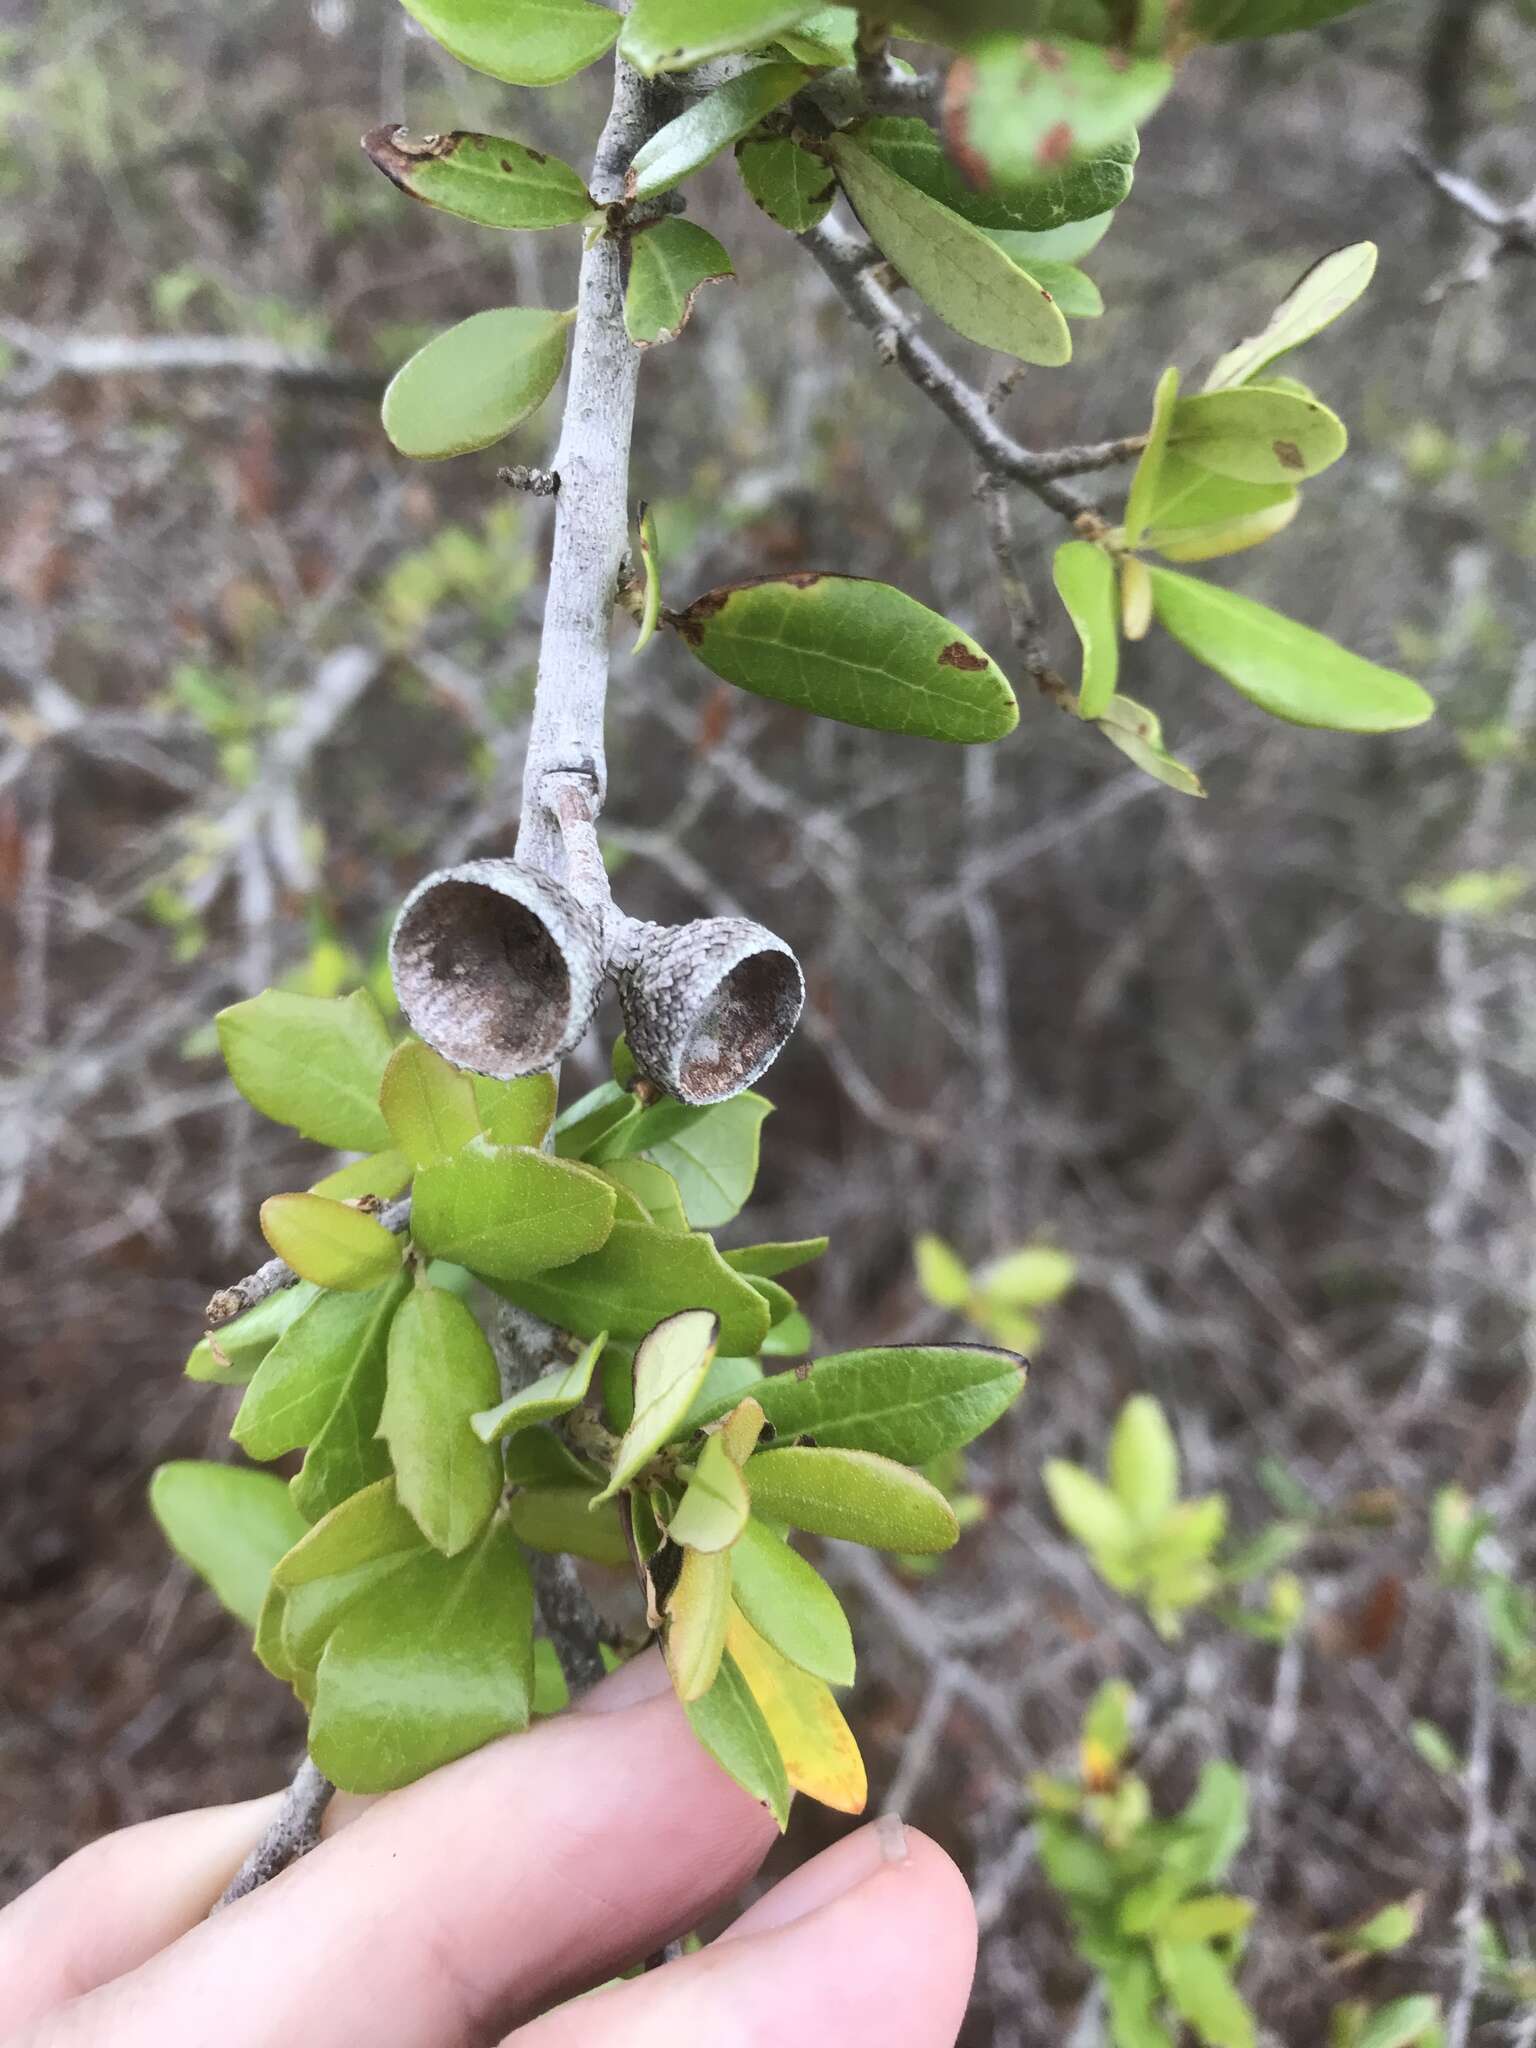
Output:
[
  {"xmin": 0, "ymin": 319, "xmax": 380, "ymax": 398},
  {"xmin": 217, "ymin": 1758, "xmax": 335, "ymax": 1908},
  {"xmin": 1403, "ymin": 144, "xmax": 1536, "ymax": 296},
  {"xmin": 799, "ymin": 215, "xmax": 1099, "ymax": 525}
]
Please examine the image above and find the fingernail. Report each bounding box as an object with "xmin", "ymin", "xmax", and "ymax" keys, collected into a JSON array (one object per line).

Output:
[
  {"xmin": 875, "ymin": 1811, "xmax": 909, "ymax": 1865},
  {"xmin": 717, "ymin": 1813, "xmax": 911, "ymax": 1944},
  {"xmin": 575, "ymin": 1645, "xmax": 673, "ymax": 1715}
]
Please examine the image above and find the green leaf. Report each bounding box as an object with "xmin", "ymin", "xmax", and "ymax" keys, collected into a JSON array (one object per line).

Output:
[
  {"xmin": 185, "ymin": 1283, "xmax": 321, "ymax": 1386},
  {"xmin": 856, "ymin": 115, "xmax": 1136, "ymax": 233},
  {"xmin": 265, "ymin": 1477, "xmax": 427, "ymax": 1692},
  {"xmin": 988, "ymin": 208, "xmax": 1116, "ymax": 264},
  {"xmin": 744, "ymin": 1445, "xmax": 960, "ymax": 1552},
  {"xmin": 762, "ymin": 1308, "xmax": 812, "ymax": 1357},
  {"xmin": 977, "ymin": 1244, "xmax": 1076, "ymax": 1308},
  {"xmin": 1169, "ymin": 386, "xmax": 1347, "ymax": 485},
  {"xmin": 723, "ymin": 1237, "xmax": 828, "ymax": 1279},
  {"xmin": 1147, "ymin": 567, "xmax": 1435, "ymax": 732},
  {"xmin": 363, "ymin": 125, "xmax": 592, "ymax": 228},
  {"xmin": 1329, "ymin": 1897, "xmax": 1423, "ymax": 1957},
  {"xmin": 380, "ymin": 1039, "xmax": 481, "ymax": 1168},
  {"xmin": 736, "ymin": 135, "xmax": 838, "ymax": 230},
  {"xmin": 1353, "ymin": 1997, "xmax": 1443, "ymax": 2048},
  {"xmin": 684, "ymin": 1648, "xmax": 792, "ymax": 1828},
  {"xmin": 598, "ymin": 1309, "xmax": 721, "ymax": 1499},
  {"xmin": 502, "ymin": 1424, "xmax": 600, "ymax": 1490},
  {"xmin": 1094, "ymin": 692, "xmax": 1207, "ymax": 797},
  {"xmin": 664, "ymin": 1544, "xmax": 733, "ymax": 1698},
  {"xmin": 149, "ymin": 1462, "xmax": 309, "ymax": 1629},
  {"xmin": 234, "ymin": 1276, "xmax": 409, "ymax": 1523},
  {"xmin": 507, "ymin": 1484, "xmax": 630, "ymax": 1564},
  {"xmin": 675, "ymin": 573, "xmax": 1018, "ymax": 743},
  {"xmin": 259, "ymin": 1193, "xmax": 404, "ymax": 1292},
  {"xmin": 670, "ymin": 1429, "xmax": 752, "ymax": 1551},
  {"xmin": 624, "ymin": 219, "xmax": 733, "ymax": 347},
  {"xmin": 1109, "ymin": 1394, "xmax": 1180, "ymax": 1525},
  {"xmin": 730, "ymin": 1516, "xmax": 855, "ymax": 1685},
  {"xmin": 472, "ymin": 1071, "xmax": 557, "ymax": 1147},
  {"xmin": 620, "ymin": 0, "xmax": 818, "ymax": 74},
  {"xmin": 634, "ymin": 501, "xmax": 663, "ymax": 654},
  {"xmin": 1014, "ymin": 258, "xmax": 1102, "ymax": 317},
  {"xmin": 1136, "ymin": 456, "xmax": 1299, "ymax": 563},
  {"xmin": 627, "ymin": 1092, "xmax": 771, "ymax": 1229},
  {"xmin": 598, "ymin": 1157, "xmax": 690, "ymax": 1233},
  {"xmin": 1188, "ymin": 0, "xmax": 1381, "ymax": 42},
  {"xmin": 629, "ymin": 63, "xmax": 806, "ymax": 200},
  {"xmin": 1152, "ymin": 1941, "xmax": 1255, "ymax": 2048},
  {"xmin": 1053, "ymin": 540, "xmax": 1119, "ymax": 719},
  {"xmin": 827, "ymin": 136, "xmax": 1071, "ymax": 365},
  {"xmin": 411, "ymin": 1136, "xmax": 617, "ymax": 1282},
  {"xmin": 397, "ymin": 0, "xmax": 619, "ymax": 86},
  {"xmin": 471, "ymin": 1331, "xmax": 604, "ymax": 1443},
  {"xmin": 914, "ymin": 1233, "xmax": 972, "ymax": 1310},
  {"xmin": 943, "ymin": 36, "xmax": 1170, "ymax": 194},
  {"xmin": 383, "ymin": 307, "xmax": 573, "ymax": 460},
  {"xmin": 1104, "ymin": 1953, "xmax": 1176, "ymax": 2048},
  {"xmin": 1163, "ymin": 1895, "xmax": 1256, "ymax": 1941},
  {"xmin": 1044, "ymin": 1459, "xmax": 1134, "ymax": 1555},
  {"xmin": 378, "ymin": 1285, "xmax": 503, "ymax": 1555},
  {"xmin": 1204, "ymin": 242, "xmax": 1377, "ymax": 391},
  {"xmin": 307, "ymin": 1504, "xmax": 535, "ymax": 1793},
  {"xmin": 491, "ymin": 1218, "xmax": 771, "ymax": 1354},
  {"xmin": 694, "ymin": 1344, "xmax": 1026, "ymax": 1464},
  {"xmin": 217, "ymin": 988, "xmax": 394, "ymax": 1152},
  {"xmin": 1167, "ymin": 1762, "xmax": 1249, "ymax": 1886},
  {"xmin": 310, "ymin": 1151, "xmax": 414, "ymax": 1200},
  {"xmin": 1124, "ymin": 364, "xmax": 1180, "ymax": 549},
  {"xmin": 679, "ymin": 1353, "xmax": 767, "ymax": 1435},
  {"xmin": 773, "ymin": 5, "xmax": 857, "ymax": 62},
  {"xmin": 555, "ymin": 1087, "xmax": 641, "ymax": 1160}
]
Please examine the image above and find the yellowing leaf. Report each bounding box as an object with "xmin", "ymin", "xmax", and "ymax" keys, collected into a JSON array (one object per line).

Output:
[
  {"xmin": 1053, "ymin": 540, "xmax": 1119, "ymax": 719},
  {"xmin": 597, "ymin": 1309, "xmax": 720, "ymax": 1499},
  {"xmin": 259, "ymin": 1193, "xmax": 404, "ymax": 1292},
  {"xmin": 665, "ymin": 1545, "xmax": 732, "ymax": 1701},
  {"xmin": 726, "ymin": 1606, "xmax": 867, "ymax": 1814}
]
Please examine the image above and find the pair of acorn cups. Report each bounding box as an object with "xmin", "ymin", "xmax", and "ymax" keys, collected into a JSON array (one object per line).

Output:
[{"xmin": 390, "ymin": 858, "xmax": 804, "ymax": 1109}]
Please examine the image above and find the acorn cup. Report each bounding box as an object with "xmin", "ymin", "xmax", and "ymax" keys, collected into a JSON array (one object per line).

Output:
[
  {"xmin": 389, "ymin": 859, "xmax": 605, "ymax": 1080},
  {"xmin": 616, "ymin": 917, "xmax": 805, "ymax": 1107}
]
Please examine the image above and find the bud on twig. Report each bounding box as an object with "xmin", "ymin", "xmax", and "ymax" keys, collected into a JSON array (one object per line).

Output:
[{"xmin": 390, "ymin": 859, "xmax": 605, "ymax": 1078}]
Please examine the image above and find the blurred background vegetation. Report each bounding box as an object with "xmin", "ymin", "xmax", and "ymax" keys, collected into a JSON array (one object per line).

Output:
[{"xmin": 2, "ymin": 1, "xmax": 1535, "ymax": 2040}]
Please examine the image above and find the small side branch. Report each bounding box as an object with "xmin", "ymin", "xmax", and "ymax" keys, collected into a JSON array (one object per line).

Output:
[
  {"xmin": 1445, "ymin": 1605, "xmax": 1497, "ymax": 2048},
  {"xmin": 975, "ymin": 473, "xmax": 1071, "ymax": 710},
  {"xmin": 529, "ymin": 1551, "xmax": 610, "ymax": 1696},
  {"xmin": 1403, "ymin": 144, "xmax": 1536, "ymax": 295},
  {"xmin": 205, "ymin": 1194, "xmax": 411, "ymax": 1325},
  {"xmin": 0, "ymin": 320, "xmax": 381, "ymax": 398},
  {"xmin": 799, "ymin": 214, "xmax": 1099, "ymax": 525},
  {"xmin": 217, "ymin": 1758, "xmax": 334, "ymax": 1908}
]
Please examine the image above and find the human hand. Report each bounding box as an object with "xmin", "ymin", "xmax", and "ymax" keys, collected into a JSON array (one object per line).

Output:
[{"xmin": 0, "ymin": 1651, "xmax": 976, "ymax": 2048}]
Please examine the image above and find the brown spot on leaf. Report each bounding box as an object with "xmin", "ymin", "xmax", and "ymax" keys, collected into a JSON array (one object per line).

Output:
[
  {"xmin": 1274, "ymin": 438, "xmax": 1305, "ymax": 471},
  {"xmin": 784, "ymin": 571, "xmax": 823, "ymax": 589},
  {"xmin": 941, "ymin": 57, "xmax": 991, "ymax": 191},
  {"xmin": 525, "ymin": 146, "xmax": 547, "ymax": 166},
  {"xmin": 500, "ymin": 159, "xmax": 514, "ymax": 174},
  {"xmin": 1036, "ymin": 121, "xmax": 1075, "ymax": 169},
  {"xmin": 1032, "ymin": 38, "xmax": 1066, "ymax": 69},
  {"xmin": 362, "ymin": 123, "xmax": 456, "ymax": 198},
  {"xmin": 939, "ymin": 640, "xmax": 987, "ymax": 672}
]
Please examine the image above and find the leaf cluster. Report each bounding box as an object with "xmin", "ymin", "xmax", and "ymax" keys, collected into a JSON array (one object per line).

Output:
[
  {"xmin": 154, "ymin": 990, "xmax": 1028, "ymax": 1809},
  {"xmin": 1033, "ymin": 1682, "xmax": 1257, "ymax": 2048},
  {"xmin": 1045, "ymin": 1395, "xmax": 1304, "ymax": 1640}
]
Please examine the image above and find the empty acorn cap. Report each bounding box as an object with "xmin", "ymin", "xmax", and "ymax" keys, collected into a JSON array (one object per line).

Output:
[
  {"xmin": 617, "ymin": 917, "xmax": 804, "ymax": 1106},
  {"xmin": 389, "ymin": 859, "xmax": 605, "ymax": 1079}
]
